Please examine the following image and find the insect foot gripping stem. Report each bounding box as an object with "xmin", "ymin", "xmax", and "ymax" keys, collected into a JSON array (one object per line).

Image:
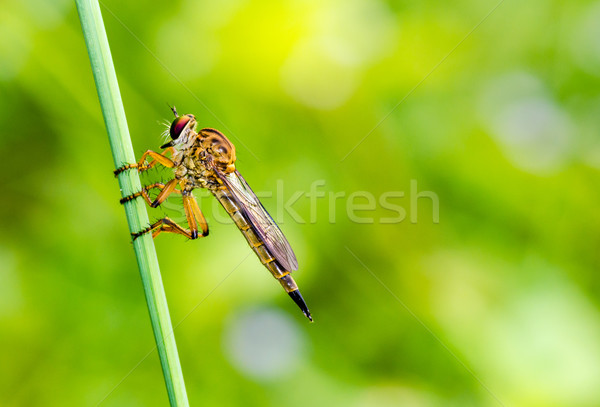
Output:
[
  {"xmin": 113, "ymin": 163, "xmax": 138, "ymax": 176},
  {"xmin": 131, "ymin": 224, "xmax": 152, "ymax": 240},
  {"xmin": 278, "ymin": 274, "xmax": 313, "ymax": 322}
]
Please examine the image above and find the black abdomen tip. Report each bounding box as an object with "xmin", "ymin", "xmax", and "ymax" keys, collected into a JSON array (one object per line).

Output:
[{"xmin": 288, "ymin": 290, "xmax": 313, "ymax": 322}]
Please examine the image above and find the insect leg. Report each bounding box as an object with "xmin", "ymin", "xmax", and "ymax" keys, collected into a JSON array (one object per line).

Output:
[
  {"xmin": 148, "ymin": 178, "xmax": 179, "ymax": 208},
  {"xmin": 114, "ymin": 147, "xmax": 176, "ymax": 176},
  {"xmin": 132, "ymin": 217, "xmax": 204, "ymax": 241},
  {"xmin": 183, "ymin": 192, "xmax": 209, "ymax": 238},
  {"xmin": 119, "ymin": 182, "xmax": 182, "ymax": 205}
]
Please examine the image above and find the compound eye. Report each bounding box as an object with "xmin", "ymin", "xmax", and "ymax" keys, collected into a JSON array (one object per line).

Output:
[{"xmin": 170, "ymin": 116, "xmax": 191, "ymax": 139}]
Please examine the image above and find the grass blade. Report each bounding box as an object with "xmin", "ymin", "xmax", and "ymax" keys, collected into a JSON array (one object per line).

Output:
[{"xmin": 75, "ymin": 1, "xmax": 189, "ymax": 405}]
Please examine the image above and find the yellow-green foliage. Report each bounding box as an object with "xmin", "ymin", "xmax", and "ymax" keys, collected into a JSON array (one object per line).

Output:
[{"xmin": 1, "ymin": 0, "xmax": 599, "ymax": 406}]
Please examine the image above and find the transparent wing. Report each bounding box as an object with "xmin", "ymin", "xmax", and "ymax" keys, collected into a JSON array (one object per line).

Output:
[{"xmin": 218, "ymin": 170, "xmax": 298, "ymax": 271}]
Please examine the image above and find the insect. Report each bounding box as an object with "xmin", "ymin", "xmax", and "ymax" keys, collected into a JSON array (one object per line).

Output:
[{"xmin": 115, "ymin": 107, "xmax": 312, "ymax": 321}]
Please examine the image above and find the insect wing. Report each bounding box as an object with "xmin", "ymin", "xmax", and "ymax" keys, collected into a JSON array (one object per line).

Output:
[{"xmin": 219, "ymin": 170, "xmax": 299, "ymax": 271}]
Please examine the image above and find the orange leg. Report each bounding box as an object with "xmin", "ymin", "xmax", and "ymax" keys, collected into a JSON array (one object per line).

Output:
[
  {"xmin": 114, "ymin": 147, "xmax": 176, "ymax": 176},
  {"xmin": 150, "ymin": 178, "xmax": 179, "ymax": 208},
  {"xmin": 133, "ymin": 193, "xmax": 209, "ymax": 240},
  {"xmin": 120, "ymin": 182, "xmax": 182, "ymax": 205},
  {"xmin": 132, "ymin": 217, "xmax": 205, "ymax": 241},
  {"xmin": 183, "ymin": 192, "xmax": 209, "ymax": 238},
  {"xmin": 127, "ymin": 182, "xmax": 209, "ymax": 240}
]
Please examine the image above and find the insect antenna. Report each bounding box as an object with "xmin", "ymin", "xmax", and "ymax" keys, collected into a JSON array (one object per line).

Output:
[{"xmin": 167, "ymin": 103, "xmax": 178, "ymax": 118}]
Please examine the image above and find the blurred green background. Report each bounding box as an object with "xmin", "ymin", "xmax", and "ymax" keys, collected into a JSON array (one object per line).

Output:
[{"xmin": 2, "ymin": 0, "xmax": 600, "ymax": 406}]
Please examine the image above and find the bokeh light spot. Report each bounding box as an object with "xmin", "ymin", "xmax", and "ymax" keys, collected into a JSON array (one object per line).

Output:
[
  {"xmin": 222, "ymin": 307, "xmax": 307, "ymax": 380},
  {"xmin": 479, "ymin": 73, "xmax": 572, "ymax": 174}
]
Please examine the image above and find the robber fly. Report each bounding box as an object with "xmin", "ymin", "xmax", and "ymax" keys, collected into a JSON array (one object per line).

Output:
[{"xmin": 115, "ymin": 108, "xmax": 311, "ymax": 321}]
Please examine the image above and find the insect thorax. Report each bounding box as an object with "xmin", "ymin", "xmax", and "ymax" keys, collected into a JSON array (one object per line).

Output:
[
  {"xmin": 175, "ymin": 136, "xmax": 235, "ymax": 191},
  {"xmin": 198, "ymin": 128, "xmax": 237, "ymax": 173}
]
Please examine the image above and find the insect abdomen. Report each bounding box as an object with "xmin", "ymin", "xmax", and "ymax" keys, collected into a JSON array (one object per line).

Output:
[
  {"xmin": 212, "ymin": 188, "xmax": 288, "ymax": 279},
  {"xmin": 212, "ymin": 186, "xmax": 311, "ymax": 321}
]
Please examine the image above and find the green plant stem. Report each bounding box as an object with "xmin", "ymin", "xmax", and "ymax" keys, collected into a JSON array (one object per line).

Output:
[{"xmin": 75, "ymin": 1, "xmax": 189, "ymax": 405}]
